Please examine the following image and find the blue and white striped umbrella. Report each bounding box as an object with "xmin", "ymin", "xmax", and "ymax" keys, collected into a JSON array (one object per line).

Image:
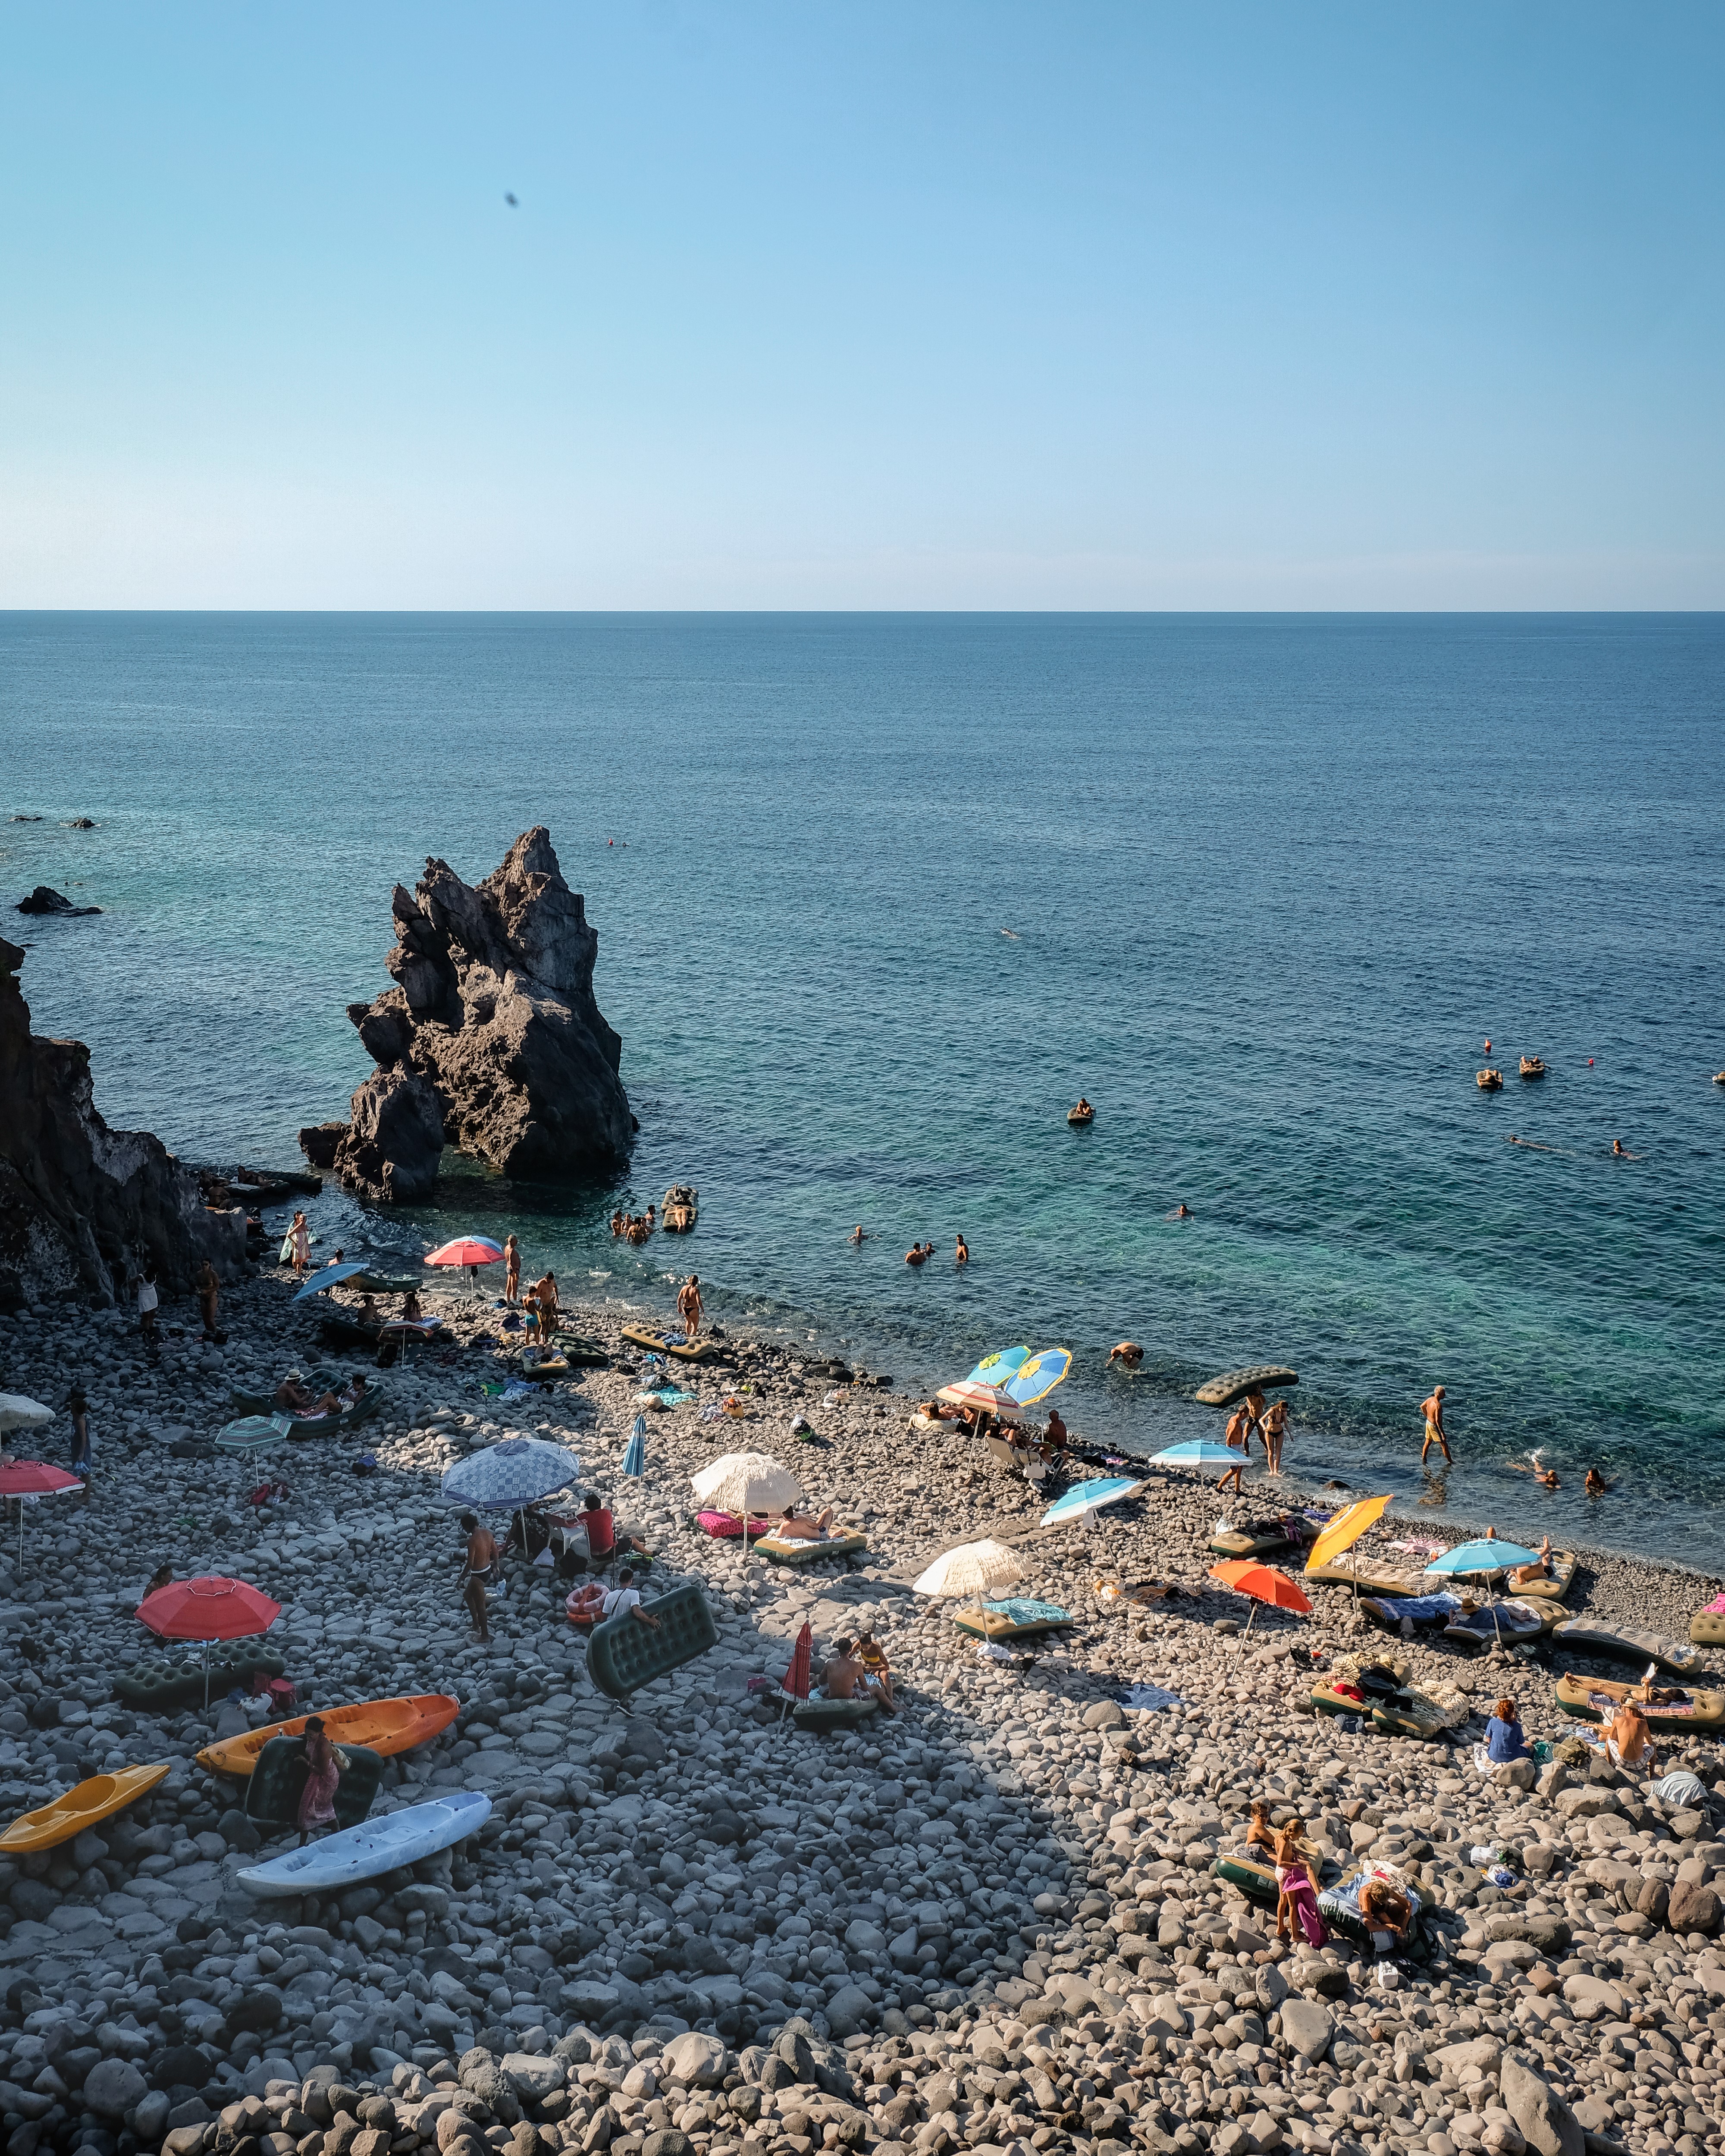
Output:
[
  {"xmin": 1040, "ymin": 1476, "xmax": 1146, "ymax": 1527},
  {"xmin": 622, "ymin": 1418, "xmax": 647, "ymax": 1477},
  {"xmin": 1148, "ymin": 1438, "xmax": 1240, "ymax": 1467},
  {"xmin": 439, "ymin": 1437, "xmax": 581, "ymax": 1512}
]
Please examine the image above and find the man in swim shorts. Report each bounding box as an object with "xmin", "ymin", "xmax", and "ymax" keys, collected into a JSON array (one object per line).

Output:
[{"xmin": 1419, "ymin": 1385, "xmax": 1452, "ymax": 1465}]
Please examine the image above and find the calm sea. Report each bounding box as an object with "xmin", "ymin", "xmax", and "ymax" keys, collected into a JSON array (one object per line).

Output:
[{"xmin": 3, "ymin": 614, "xmax": 1722, "ymax": 1566}]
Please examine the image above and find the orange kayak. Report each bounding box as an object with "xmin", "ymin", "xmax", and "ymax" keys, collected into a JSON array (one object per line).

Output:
[
  {"xmin": 1, "ymin": 1764, "xmax": 171, "ymax": 1855},
  {"xmin": 195, "ymin": 1692, "xmax": 460, "ymax": 1778}
]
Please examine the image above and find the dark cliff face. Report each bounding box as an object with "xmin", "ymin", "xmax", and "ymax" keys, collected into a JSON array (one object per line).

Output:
[
  {"xmin": 0, "ymin": 938, "xmax": 244, "ymax": 1310},
  {"xmin": 308, "ymin": 827, "xmax": 634, "ymax": 1203}
]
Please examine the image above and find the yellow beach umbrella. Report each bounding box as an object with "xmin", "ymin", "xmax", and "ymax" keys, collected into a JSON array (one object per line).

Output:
[{"xmin": 1304, "ymin": 1494, "xmax": 1392, "ymax": 1575}]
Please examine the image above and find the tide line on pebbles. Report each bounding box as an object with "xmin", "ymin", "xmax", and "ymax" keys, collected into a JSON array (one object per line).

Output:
[{"xmin": 0, "ymin": 1272, "xmax": 1722, "ymax": 2156}]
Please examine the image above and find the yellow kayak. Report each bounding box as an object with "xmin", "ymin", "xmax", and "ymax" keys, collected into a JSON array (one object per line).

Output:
[
  {"xmin": 195, "ymin": 1692, "xmax": 460, "ymax": 1778},
  {"xmin": 0, "ymin": 1764, "xmax": 172, "ymax": 1855}
]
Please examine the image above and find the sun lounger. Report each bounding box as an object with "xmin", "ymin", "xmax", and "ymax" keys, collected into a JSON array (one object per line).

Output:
[
  {"xmin": 115, "ymin": 1653, "xmax": 286, "ymax": 1715},
  {"xmin": 1442, "ymin": 1597, "xmax": 1558, "ymax": 1651},
  {"xmin": 753, "ymin": 1529, "xmax": 868, "ymax": 1566},
  {"xmin": 1318, "ymin": 1861, "xmax": 1434, "ymax": 1952},
  {"xmin": 1211, "ymin": 1517, "xmax": 1312, "ymax": 1561},
  {"xmin": 1303, "ymin": 1561, "xmax": 1428, "ymax": 1595},
  {"xmin": 1689, "ymin": 1604, "xmax": 1725, "ymax": 1649},
  {"xmin": 1212, "ymin": 1853, "xmax": 1281, "ymax": 1908},
  {"xmin": 1552, "ymin": 1618, "xmax": 1701, "ymax": 1674},
  {"xmin": 951, "ymin": 1598, "xmax": 1075, "ymax": 1641},
  {"xmin": 790, "ymin": 1695, "xmax": 882, "ymax": 1732},
  {"xmin": 1501, "ymin": 1549, "xmax": 1577, "ymax": 1601},
  {"xmin": 1359, "ymin": 1592, "xmax": 1463, "ymax": 1631},
  {"xmin": 228, "ymin": 1383, "xmax": 384, "ymax": 1439},
  {"xmin": 586, "ymin": 1582, "xmax": 719, "ymax": 1702},
  {"xmin": 620, "ymin": 1326, "xmax": 712, "ymax": 1362}
]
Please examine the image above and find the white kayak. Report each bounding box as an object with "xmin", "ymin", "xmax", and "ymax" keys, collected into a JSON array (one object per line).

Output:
[{"xmin": 236, "ymin": 1791, "xmax": 490, "ymax": 1897}]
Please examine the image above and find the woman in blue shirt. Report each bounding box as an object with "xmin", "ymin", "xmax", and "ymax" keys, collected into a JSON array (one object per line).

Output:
[{"xmin": 1485, "ymin": 1696, "xmax": 1528, "ymax": 1761}]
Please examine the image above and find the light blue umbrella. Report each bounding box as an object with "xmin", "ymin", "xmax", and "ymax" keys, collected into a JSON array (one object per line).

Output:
[
  {"xmin": 1148, "ymin": 1438, "xmax": 1240, "ymax": 1466},
  {"xmin": 1424, "ymin": 1537, "xmax": 1543, "ymax": 1575},
  {"xmin": 1040, "ymin": 1476, "xmax": 1146, "ymax": 1528},
  {"xmin": 292, "ymin": 1262, "xmax": 372, "ymax": 1302},
  {"xmin": 1006, "ymin": 1348, "xmax": 1072, "ymax": 1407},
  {"xmin": 439, "ymin": 1436, "xmax": 582, "ymax": 1512},
  {"xmin": 622, "ymin": 1419, "xmax": 646, "ymax": 1477},
  {"xmin": 968, "ymin": 1346, "xmax": 1032, "ymax": 1385}
]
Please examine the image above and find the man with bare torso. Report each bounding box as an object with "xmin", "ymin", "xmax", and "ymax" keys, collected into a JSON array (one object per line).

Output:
[{"xmin": 1420, "ymin": 1385, "xmax": 1452, "ymax": 1465}]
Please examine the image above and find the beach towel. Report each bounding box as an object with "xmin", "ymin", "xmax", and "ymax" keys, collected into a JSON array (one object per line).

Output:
[
  {"xmin": 1116, "ymin": 1683, "xmax": 1184, "ymax": 1711},
  {"xmin": 980, "ymin": 1598, "xmax": 1070, "ymax": 1626}
]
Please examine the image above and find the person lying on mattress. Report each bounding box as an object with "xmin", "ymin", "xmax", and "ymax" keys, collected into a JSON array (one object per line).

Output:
[
  {"xmin": 1510, "ymin": 1535, "xmax": 1556, "ymax": 1586},
  {"xmin": 773, "ymin": 1506, "xmax": 837, "ymax": 1540}
]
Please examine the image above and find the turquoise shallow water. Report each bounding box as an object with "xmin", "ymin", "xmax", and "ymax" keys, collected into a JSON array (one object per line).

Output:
[{"xmin": 3, "ymin": 612, "xmax": 1722, "ymax": 1564}]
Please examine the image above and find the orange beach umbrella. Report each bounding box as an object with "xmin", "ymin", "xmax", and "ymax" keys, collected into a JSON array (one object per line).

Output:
[{"xmin": 1208, "ymin": 1560, "xmax": 1311, "ymax": 1632}]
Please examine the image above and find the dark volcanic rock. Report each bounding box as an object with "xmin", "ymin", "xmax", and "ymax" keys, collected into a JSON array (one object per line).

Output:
[
  {"xmin": 16, "ymin": 886, "xmax": 101, "ymax": 916},
  {"xmin": 317, "ymin": 827, "xmax": 631, "ymax": 1196},
  {"xmin": 0, "ymin": 937, "xmax": 245, "ymax": 1309}
]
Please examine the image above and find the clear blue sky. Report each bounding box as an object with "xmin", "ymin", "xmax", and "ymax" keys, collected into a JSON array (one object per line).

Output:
[{"xmin": 3, "ymin": 3, "xmax": 1722, "ymax": 608}]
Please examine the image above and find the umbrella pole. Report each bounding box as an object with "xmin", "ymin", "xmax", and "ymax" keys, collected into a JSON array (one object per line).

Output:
[
  {"xmin": 203, "ymin": 1640, "xmax": 212, "ymax": 1715},
  {"xmin": 1244, "ymin": 1601, "xmax": 1258, "ymax": 1635}
]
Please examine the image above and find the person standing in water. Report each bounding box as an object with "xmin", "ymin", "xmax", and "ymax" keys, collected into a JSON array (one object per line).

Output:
[
  {"xmin": 1261, "ymin": 1396, "xmax": 1289, "ymax": 1474},
  {"xmin": 955, "ymin": 1234, "xmax": 969, "ymax": 1265},
  {"xmin": 1420, "ymin": 1384, "xmax": 1452, "ymax": 1465}
]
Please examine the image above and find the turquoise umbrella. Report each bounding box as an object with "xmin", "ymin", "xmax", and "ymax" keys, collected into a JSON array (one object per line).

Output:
[
  {"xmin": 1149, "ymin": 1438, "xmax": 1239, "ymax": 1466},
  {"xmin": 622, "ymin": 1419, "xmax": 646, "ymax": 1477},
  {"xmin": 968, "ymin": 1346, "xmax": 1032, "ymax": 1385},
  {"xmin": 1424, "ymin": 1536, "xmax": 1545, "ymax": 1647},
  {"xmin": 1040, "ymin": 1476, "xmax": 1145, "ymax": 1527},
  {"xmin": 292, "ymin": 1262, "xmax": 371, "ymax": 1302}
]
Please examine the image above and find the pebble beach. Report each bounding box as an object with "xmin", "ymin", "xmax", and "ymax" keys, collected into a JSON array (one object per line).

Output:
[{"xmin": 2, "ymin": 1262, "xmax": 1724, "ymax": 2156}]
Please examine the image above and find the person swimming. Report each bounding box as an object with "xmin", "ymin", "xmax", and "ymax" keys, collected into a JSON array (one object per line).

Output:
[
  {"xmin": 848, "ymin": 1225, "xmax": 866, "ymax": 1244},
  {"xmin": 1585, "ymin": 1466, "xmax": 1615, "ymax": 1498},
  {"xmin": 1167, "ymin": 1203, "xmax": 1192, "ymax": 1219}
]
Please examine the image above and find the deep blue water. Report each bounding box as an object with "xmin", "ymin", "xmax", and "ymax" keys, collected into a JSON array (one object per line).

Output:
[{"xmin": 3, "ymin": 613, "xmax": 1722, "ymax": 1564}]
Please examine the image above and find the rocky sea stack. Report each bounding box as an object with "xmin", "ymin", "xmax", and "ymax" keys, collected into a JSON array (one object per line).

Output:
[
  {"xmin": 0, "ymin": 937, "xmax": 244, "ymax": 1309},
  {"xmin": 304, "ymin": 829, "xmax": 633, "ymax": 1203}
]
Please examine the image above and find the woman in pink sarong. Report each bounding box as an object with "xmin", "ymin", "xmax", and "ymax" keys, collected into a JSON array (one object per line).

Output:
[
  {"xmin": 297, "ymin": 1717, "xmax": 341, "ymax": 1844},
  {"xmin": 1273, "ymin": 1820, "xmax": 1327, "ymax": 1948}
]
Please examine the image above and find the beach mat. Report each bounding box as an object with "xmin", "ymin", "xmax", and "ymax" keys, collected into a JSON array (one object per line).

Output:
[
  {"xmin": 753, "ymin": 1529, "xmax": 868, "ymax": 1567},
  {"xmin": 952, "ymin": 1598, "xmax": 1075, "ymax": 1641}
]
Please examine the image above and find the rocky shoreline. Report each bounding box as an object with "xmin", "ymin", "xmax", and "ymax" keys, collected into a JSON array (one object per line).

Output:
[{"xmin": 0, "ymin": 1260, "xmax": 1722, "ymax": 2156}]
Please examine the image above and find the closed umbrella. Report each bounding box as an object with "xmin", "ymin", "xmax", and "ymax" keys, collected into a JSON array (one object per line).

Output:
[
  {"xmin": 1148, "ymin": 1439, "xmax": 1239, "ymax": 1467},
  {"xmin": 0, "ymin": 1460, "xmax": 82, "ymax": 1565},
  {"xmin": 621, "ymin": 1419, "xmax": 646, "ymax": 1478},
  {"xmin": 137, "ymin": 1575, "xmax": 282, "ymax": 1711},
  {"xmin": 1208, "ymin": 1559, "xmax": 1312, "ymax": 1634},
  {"xmin": 783, "ymin": 1621, "xmax": 813, "ymax": 1704},
  {"xmin": 441, "ymin": 1437, "xmax": 583, "ymax": 1512},
  {"xmin": 1039, "ymin": 1477, "xmax": 1145, "ymax": 1529}
]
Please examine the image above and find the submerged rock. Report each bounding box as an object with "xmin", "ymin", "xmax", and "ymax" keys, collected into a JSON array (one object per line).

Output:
[{"xmin": 314, "ymin": 828, "xmax": 631, "ymax": 1197}]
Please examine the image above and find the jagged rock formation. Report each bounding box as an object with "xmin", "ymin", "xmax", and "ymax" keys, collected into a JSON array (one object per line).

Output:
[
  {"xmin": 16, "ymin": 887, "xmax": 101, "ymax": 917},
  {"xmin": 0, "ymin": 937, "xmax": 245, "ymax": 1309},
  {"xmin": 306, "ymin": 828, "xmax": 633, "ymax": 1201}
]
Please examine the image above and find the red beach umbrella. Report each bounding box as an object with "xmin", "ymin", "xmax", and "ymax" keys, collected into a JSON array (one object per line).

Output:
[
  {"xmin": 425, "ymin": 1238, "xmax": 504, "ymax": 1269},
  {"xmin": 138, "ymin": 1576, "xmax": 282, "ymax": 1711},
  {"xmin": 0, "ymin": 1461, "xmax": 83, "ymax": 1567},
  {"xmin": 138, "ymin": 1575, "xmax": 282, "ymax": 1641}
]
